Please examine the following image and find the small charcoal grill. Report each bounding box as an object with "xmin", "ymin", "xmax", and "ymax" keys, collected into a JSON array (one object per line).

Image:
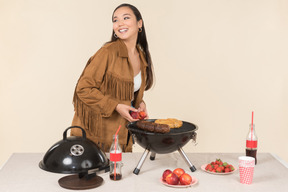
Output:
[
  {"xmin": 127, "ymin": 119, "xmax": 198, "ymax": 175},
  {"xmin": 39, "ymin": 126, "xmax": 110, "ymax": 190}
]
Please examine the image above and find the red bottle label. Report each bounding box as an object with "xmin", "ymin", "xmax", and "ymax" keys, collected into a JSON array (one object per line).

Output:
[
  {"xmin": 246, "ymin": 140, "xmax": 257, "ymax": 148},
  {"xmin": 110, "ymin": 153, "xmax": 122, "ymax": 162}
]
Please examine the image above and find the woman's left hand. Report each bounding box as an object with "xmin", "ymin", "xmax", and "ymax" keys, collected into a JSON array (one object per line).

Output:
[{"xmin": 138, "ymin": 101, "xmax": 149, "ymax": 119}]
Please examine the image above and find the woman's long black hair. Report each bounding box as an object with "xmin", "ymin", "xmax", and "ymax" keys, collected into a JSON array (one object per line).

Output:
[{"xmin": 110, "ymin": 3, "xmax": 154, "ymax": 90}]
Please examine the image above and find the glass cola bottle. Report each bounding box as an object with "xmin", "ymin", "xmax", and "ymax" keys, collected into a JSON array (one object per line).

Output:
[
  {"xmin": 109, "ymin": 135, "xmax": 122, "ymax": 180},
  {"xmin": 246, "ymin": 124, "xmax": 258, "ymax": 164}
]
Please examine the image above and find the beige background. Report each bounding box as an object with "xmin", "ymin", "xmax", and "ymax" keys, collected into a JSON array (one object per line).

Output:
[{"xmin": 1, "ymin": 0, "xmax": 288, "ymax": 168}]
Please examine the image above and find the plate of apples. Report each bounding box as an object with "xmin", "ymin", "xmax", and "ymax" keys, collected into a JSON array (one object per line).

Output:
[{"xmin": 161, "ymin": 168, "xmax": 198, "ymax": 188}]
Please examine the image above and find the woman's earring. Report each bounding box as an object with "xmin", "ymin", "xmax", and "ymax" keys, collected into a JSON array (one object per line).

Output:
[
  {"xmin": 114, "ymin": 33, "xmax": 118, "ymax": 38},
  {"xmin": 139, "ymin": 28, "xmax": 142, "ymax": 32}
]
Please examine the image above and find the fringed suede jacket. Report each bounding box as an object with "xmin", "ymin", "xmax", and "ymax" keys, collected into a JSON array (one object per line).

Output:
[{"xmin": 71, "ymin": 39, "xmax": 148, "ymax": 152}]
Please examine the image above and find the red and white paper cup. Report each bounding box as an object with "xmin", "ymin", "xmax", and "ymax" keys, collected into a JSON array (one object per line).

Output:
[{"xmin": 238, "ymin": 156, "xmax": 255, "ymax": 184}]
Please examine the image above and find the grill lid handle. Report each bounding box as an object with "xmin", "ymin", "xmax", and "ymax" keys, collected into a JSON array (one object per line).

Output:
[{"xmin": 63, "ymin": 126, "xmax": 86, "ymax": 140}]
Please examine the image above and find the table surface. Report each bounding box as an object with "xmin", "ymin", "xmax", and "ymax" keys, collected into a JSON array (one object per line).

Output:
[{"xmin": 0, "ymin": 152, "xmax": 288, "ymax": 192}]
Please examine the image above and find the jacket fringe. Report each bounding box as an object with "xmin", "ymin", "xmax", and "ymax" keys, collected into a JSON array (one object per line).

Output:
[
  {"xmin": 104, "ymin": 72, "xmax": 134, "ymax": 101},
  {"xmin": 72, "ymin": 73, "xmax": 134, "ymax": 138},
  {"xmin": 73, "ymin": 93, "xmax": 102, "ymax": 137}
]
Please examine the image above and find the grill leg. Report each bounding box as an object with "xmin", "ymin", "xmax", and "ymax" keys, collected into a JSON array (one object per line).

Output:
[
  {"xmin": 133, "ymin": 149, "xmax": 150, "ymax": 175},
  {"xmin": 178, "ymin": 147, "xmax": 197, "ymax": 172},
  {"xmin": 150, "ymin": 152, "xmax": 156, "ymax": 160}
]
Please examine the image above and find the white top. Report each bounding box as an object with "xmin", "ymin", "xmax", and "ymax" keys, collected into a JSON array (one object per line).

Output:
[{"xmin": 134, "ymin": 71, "xmax": 142, "ymax": 92}]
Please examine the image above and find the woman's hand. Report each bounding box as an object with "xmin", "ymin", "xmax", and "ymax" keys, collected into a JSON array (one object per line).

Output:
[
  {"xmin": 138, "ymin": 101, "xmax": 149, "ymax": 119},
  {"xmin": 116, "ymin": 104, "xmax": 138, "ymax": 122}
]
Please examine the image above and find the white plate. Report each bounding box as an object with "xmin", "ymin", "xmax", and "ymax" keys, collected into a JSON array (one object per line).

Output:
[
  {"xmin": 201, "ymin": 164, "xmax": 237, "ymax": 175},
  {"xmin": 161, "ymin": 176, "xmax": 198, "ymax": 188}
]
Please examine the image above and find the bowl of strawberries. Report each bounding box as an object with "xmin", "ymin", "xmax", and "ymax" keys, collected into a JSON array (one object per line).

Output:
[{"xmin": 201, "ymin": 158, "xmax": 236, "ymax": 175}]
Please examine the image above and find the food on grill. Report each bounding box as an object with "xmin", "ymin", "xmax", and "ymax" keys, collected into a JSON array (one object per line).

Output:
[
  {"xmin": 136, "ymin": 121, "xmax": 170, "ymax": 133},
  {"xmin": 155, "ymin": 118, "xmax": 183, "ymax": 128},
  {"xmin": 154, "ymin": 123, "xmax": 170, "ymax": 133},
  {"xmin": 137, "ymin": 121, "xmax": 154, "ymax": 132}
]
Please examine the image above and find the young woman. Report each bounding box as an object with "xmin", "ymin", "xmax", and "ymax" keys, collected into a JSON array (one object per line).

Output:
[{"xmin": 71, "ymin": 4, "xmax": 154, "ymax": 152}]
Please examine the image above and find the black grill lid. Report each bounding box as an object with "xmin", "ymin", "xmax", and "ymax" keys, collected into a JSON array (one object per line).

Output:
[{"xmin": 39, "ymin": 126, "xmax": 109, "ymax": 174}]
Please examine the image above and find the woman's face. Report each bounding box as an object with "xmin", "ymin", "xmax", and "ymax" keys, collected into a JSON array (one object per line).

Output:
[{"xmin": 113, "ymin": 6, "xmax": 142, "ymax": 42}]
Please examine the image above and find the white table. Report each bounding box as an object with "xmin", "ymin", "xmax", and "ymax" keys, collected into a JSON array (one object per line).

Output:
[{"xmin": 0, "ymin": 153, "xmax": 287, "ymax": 192}]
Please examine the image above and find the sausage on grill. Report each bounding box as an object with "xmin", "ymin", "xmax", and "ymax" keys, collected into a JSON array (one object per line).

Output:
[{"xmin": 136, "ymin": 121, "xmax": 170, "ymax": 133}]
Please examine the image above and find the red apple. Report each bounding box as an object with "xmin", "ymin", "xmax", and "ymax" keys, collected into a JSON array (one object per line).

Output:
[
  {"xmin": 130, "ymin": 111, "xmax": 140, "ymax": 119},
  {"xmin": 130, "ymin": 111, "xmax": 147, "ymax": 120},
  {"xmin": 165, "ymin": 173, "xmax": 179, "ymax": 185},
  {"xmin": 138, "ymin": 111, "xmax": 147, "ymax": 120},
  {"xmin": 179, "ymin": 173, "xmax": 192, "ymax": 185},
  {"xmin": 173, "ymin": 168, "xmax": 185, "ymax": 177},
  {"xmin": 162, "ymin": 169, "xmax": 172, "ymax": 181}
]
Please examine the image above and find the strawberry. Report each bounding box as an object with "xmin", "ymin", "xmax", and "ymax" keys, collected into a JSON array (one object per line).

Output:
[
  {"xmin": 219, "ymin": 165, "xmax": 225, "ymax": 172},
  {"xmin": 224, "ymin": 167, "xmax": 230, "ymax": 172},
  {"xmin": 215, "ymin": 158, "xmax": 223, "ymax": 165},
  {"xmin": 205, "ymin": 164, "xmax": 211, "ymax": 170},
  {"xmin": 209, "ymin": 166, "xmax": 213, "ymax": 171},
  {"xmin": 223, "ymin": 162, "xmax": 228, "ymax": 167},
  {"xmin": 215, "ymin": 167, "xmax": 222, "ymax": 173}
]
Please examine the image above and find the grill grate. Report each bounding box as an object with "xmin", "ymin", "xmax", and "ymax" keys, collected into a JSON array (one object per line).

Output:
[{"xmin": 127, "ymin": 119, "xmax": 198, "ymax": 135}]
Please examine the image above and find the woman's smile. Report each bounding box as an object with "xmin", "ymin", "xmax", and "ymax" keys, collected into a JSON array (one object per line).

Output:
[{"xmin": 119, "ymin": 28, "xmax": 128, "ymax": 33}]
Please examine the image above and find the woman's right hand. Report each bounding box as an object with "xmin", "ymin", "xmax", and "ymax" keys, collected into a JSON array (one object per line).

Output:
[{"xmin": 116, "ymin": 104, "xmax": 138, "ymax": 122}]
